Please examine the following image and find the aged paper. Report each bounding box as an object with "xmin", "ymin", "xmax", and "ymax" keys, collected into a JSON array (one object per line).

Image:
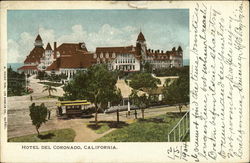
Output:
[{"xmin": 0, "ymin": 1, "xmax": 249, "ymax": 162}]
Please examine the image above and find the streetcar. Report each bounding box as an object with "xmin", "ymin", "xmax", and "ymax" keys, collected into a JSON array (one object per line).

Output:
[{"xmin": 56, "ymin": 100, "xmax": 91, "ymax": 119}]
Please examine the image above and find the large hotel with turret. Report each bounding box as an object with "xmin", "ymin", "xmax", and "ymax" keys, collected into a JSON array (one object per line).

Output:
[{"xmin": 18, "ymin": 32, "xmax": 183, "ymax": 80}]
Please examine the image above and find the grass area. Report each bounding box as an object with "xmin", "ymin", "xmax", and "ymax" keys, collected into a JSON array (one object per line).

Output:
[
  {"xmin": 38, "ymin": 82, "xmax": 63, "ymax": 87},
  {"xmin": 87, "ymin": 121, "xmax": 128, "ymax": 134},
  {"xmin": 88, "ymin": 123, "xmax": 111, "ymax": 134},
  {"xmin": 95, "ymin": 113, "xmax": 189, "ymax": 142},
  {"xmin": 8, "ymin": 128, "xmax": 76, "ymax": 142}
]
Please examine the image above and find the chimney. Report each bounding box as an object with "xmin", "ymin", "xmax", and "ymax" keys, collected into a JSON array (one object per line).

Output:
[
  {"xmin": 54, "ymin": 42, "xmax": 57, "ymax": 51},
  {"xmin": 54, "ymin": 42, "xmax": 57, "ymax": 58}
]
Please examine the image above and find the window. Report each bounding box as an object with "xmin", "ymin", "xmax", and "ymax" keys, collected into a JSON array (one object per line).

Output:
[
  {"xmin": 112, "ymin": 52, "xmax": 116, "ymax": 58},
  {"xmin": 93, "ymin": 53, "xmax": 97, "ymax": 58},
  {"xmin": 100, "ymin": 52, "xmax": 103, "ymax": 58}
]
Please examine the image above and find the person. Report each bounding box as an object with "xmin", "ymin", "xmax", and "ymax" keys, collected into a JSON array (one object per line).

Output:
[
  {"xmin": 30, "ymin": 95, "xmax": 33, "ymax": 101},
  {"xmin": 47, "ymin": 109, "xmax": 51, "ymax": 120}
]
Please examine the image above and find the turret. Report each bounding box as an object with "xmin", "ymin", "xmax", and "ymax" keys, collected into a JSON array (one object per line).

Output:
[
  {"xmin": 34, "ymin": 34, "xmax": 44, "ymax": 47},
  {"xmin": 45, "ymin": 43, "xmax": 52, "ymax": 51},
  {"xmin": 177, "ymin": 46, "xmax": 183, "ymax": 56},
  {"xmin": 136, "ymin": 31, "xmax": 147, "ymax": 59}
]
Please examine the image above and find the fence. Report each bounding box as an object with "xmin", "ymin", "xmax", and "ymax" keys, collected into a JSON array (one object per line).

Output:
[{"xmin": 167, "ymin": 110, "xmax": 190, "ymax": 142}]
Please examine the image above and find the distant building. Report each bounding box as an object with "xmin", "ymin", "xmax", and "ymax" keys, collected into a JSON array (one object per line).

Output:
[
  {"xmin": 18, "ymin": 31, "xmax": 183, "ymax": 79},
  {"xmin": 94, "ymin": 31, "xmax": 183, "ymax": 72}
]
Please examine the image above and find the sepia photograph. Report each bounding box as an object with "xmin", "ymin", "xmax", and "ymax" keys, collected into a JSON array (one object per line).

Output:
[{"xmin": 7, "ymin": 9, "xmax": 190, "ymax": 142}]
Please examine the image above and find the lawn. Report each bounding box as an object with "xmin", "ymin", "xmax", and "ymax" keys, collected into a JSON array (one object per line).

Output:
[
  {"xmin": 8, "ymin": 128, "xmax": 76, "ymax": 142},
  {"xmin": 89, "ymin": 123, "xmax": 111, "ymax": 134},
  {"xmin": 87, "ymin": 121, "xmax": 129, "ymax": 134},
  {"xmin": 95, "ymin": 113, "xmax": 189, "ymax": 142},
  {"xmin": 38, "ymin": 81, "xmax": 63, "ymax": 87}
]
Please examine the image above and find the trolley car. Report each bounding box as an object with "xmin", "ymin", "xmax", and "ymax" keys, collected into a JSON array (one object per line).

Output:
[{"xmin": 56, "ymin": 100, "xmax": 91, "ymax": 119}]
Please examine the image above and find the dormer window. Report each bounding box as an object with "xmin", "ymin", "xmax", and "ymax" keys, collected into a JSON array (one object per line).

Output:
[
  {"xmin": 93, "ymin": 53, "xmax": 97, "ymax": 58},
  {"xmin": 100, "ymin": 52, "xmax": 103, "ymax": 58},
  {"xmin": 112, "ymin": 52, "xmax": 116, "ymax": 58},
  {"xmin": 105, "ymin": 52, "xmax": 109, "ymax": 58},
  {"xmin": 80, "ymin": 42, "xmax": 86, "ymax": 49}
]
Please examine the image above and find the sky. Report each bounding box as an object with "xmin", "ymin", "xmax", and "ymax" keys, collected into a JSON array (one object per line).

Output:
[{"xmin": 7, "ymin": 9, "xmax": 189, "ymax": 63}]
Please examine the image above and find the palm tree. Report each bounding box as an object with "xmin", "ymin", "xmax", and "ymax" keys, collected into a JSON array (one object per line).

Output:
[{"xmin": 42, "ymin": 85, "xmax": 57, "ymax": 97}]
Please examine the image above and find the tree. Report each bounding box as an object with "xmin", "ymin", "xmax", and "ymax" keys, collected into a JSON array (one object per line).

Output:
[
  {"xmin": 163, "ymin": 73, "xmax": 189, "ymax": 113},
  {"xmin": 37, "ymin": 71, "xmax": 47, "ymax": 81},
  {"xmin": 85, "ymin": 64, "xmax": 118, "ymax": 126},
  {"xmin": 7, "ymin": 67, "xmax": 26, "ymax": 96},
  {"xmin": 43, "ymin": 85, "xmax": 57, "ymax": 97},
  {"xmin": 62, "ymin": 71, "xmax": 89, "ymax": 100},
  {"xmin": 62, "ymin": 64, "xmax": 119, "ymax": 126},
  {"xmin": 153, "ymin": 66, "xmax": 189, "ymax": 77},
  {"xmin": 129, "ymin": 90, "xmax": 149, "ymax": 119},
  {"xmin": 129, "ymin": 72, "xmax": 160, "ymax": 90},
  {"xmin": 129, "ymin": 73, "xmax": 160, "ymax": 118},
  {"xmin": 143, "ymin": 62, "xmax": 153, "ymax": 73},
  {"xmin": 111, "ymin": 88, "xmax": 123, "ymax": 122},
  {"xmin": 29, "ymin": 103, "xmax": 48, "ymax": 136}
]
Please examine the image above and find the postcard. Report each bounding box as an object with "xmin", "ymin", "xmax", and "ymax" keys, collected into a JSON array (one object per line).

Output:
[{"xmin": 0, "ymin": 1, "xmax": 249, "ymax": 162}]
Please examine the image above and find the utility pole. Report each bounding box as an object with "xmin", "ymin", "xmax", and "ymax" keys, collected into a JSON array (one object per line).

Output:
[{"xmin": 25, "ymin": 73, "xmax": 28, "ymax": 92}]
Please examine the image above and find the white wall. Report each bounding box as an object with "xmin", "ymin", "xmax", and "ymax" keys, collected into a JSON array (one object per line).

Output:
[{"xmin": 111, "ymin": 53, "xmax": 140, "ymax": 71}]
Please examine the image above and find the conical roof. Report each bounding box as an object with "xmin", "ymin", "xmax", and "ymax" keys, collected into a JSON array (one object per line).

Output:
[
  {"xmin": 177, "ymin": 46, "xmax": 183, "ymax": 51},
  {"xmin": 35, "ymin": 34, "xmax": 42, "ymax": 41},
  {"xmin": 137, "ymin": 32, "xmax": 146, "ymax": 41},
  {"xmin": 45, "ymin": 43, "xmax": 52, "ymax": 50}
]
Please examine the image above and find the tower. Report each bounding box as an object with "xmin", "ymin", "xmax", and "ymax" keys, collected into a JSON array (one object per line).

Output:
[
  {"xmin": 34, "ymin": 34, "xmax": 44, "ymax": 47},
  {"xmin": 136, "ymin": 31, "xmax": 147, "ymax": 60}
]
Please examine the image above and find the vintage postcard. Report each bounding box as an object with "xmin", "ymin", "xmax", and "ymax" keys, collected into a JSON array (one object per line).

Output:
[{"xmin": 0, "ymin": 1, "xmax": 249, "ymax": 162}]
